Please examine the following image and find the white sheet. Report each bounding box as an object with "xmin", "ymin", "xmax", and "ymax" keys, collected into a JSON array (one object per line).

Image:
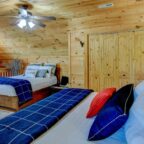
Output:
[
  {"xmin": 33, "ymin": 92, "xmax": 126, "ymax": 144},
  {"xmin": 0, "ymin": 75, "xmax": 57, "ymax": 96}
]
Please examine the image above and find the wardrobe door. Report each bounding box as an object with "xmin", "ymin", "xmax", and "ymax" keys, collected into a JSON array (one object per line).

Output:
[
  {"xmin": 89, "ymin": 34, "xmax": 103, "ymax": 91},
  {"xmin": 118, "ymin": 32, "xmax": 134, "ymax": 87},
  {"xmin": 89, "ymin": 33, "xmax": 118, "ymax": 91},
  {"xmin": 134, "ymin": 31, "xmax": 144, "ymax": 84},
  {"xmin": 101, "ymin": 34, "xmax": 118, "ymax": 90}
]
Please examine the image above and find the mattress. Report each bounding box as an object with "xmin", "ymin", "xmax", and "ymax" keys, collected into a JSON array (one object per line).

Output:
[
  {"xmin": 33, "ymin": 92, "xmax": 127, "ymax": 144},
  {"xmin": 0, "ymin": 75, "xmax": 57, "ymax": 96}
]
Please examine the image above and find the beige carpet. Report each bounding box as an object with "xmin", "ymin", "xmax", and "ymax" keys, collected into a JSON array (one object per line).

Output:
[{"xmin": 0, "ymin": 110, "xmax": 13, "ymax": 120}]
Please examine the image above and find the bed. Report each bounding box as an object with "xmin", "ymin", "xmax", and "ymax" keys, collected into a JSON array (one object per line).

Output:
[
  {"xmin": 0, "ymin": 88, "xmax": 93, "ymax": 144},
  {"xmin": 33, "ymin": 92, "xmax": 126, "ymax": 144},
  {"xmin": 37, "ymin": 82, "xmax": 144, "ymax": 144},
  {"xmin": 0, "ymin": 81, "xmax": 144, "ymax": 144},
  {"xmin": 0, "ymin": 63, "xmax": 59, "ymax": 111}
]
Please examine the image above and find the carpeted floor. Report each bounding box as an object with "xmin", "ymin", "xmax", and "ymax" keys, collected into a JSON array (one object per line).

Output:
[{"xmin": 0, "ymin": 110, "xmax": 13, "ymax": 120}]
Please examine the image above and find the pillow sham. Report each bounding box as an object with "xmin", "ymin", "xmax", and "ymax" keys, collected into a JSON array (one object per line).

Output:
[
  {"xmin": 38, "ymin": 66, "xmax": 53, "ymax": 77},
  {"xmin": 86, "ymin": 87, "xmax": 116, "ymax": 118},
  {"xmin": 44, "ymin": 63, "xmax": 56, "ymax": 75},
  {"xmin": 29, "ymin": 63, "xmax": 43, "ymax": 66},
  {"xmin": 25, "ymin": 69, "xmax": 38, "ymax": 78},
  {"xmin": 25, "ymin": 65, "xmax": 40, "ymax": 71},
  {"xmin": 88, "ymin": 84, "xmax": 134, "ymax": 141},
  {"xmin": 36, "ymin": 69, "xmax": 47, "ymax": 78}
]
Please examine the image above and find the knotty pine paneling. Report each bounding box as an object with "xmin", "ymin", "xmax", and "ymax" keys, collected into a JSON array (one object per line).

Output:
[
  {"xmin": 68, "ymin": 0, "xmax": 144, "ymax": 33},
  {"xmin": 101, "ymin": 34, "xmax": 118, "ymax": 89},
  {"xmin": 68, "ymin": 0, "xmax": 144, "ymax": 90},
  {"xmin": 89, "ymin": 31, "xmax": 144, "ymax": 91},
  {"xmin": 0, "ymin": 19, "xmax": 68, "ymax": 77},
  {"xmin": 118, "ymin": 32, "xmax": 134, "ymax": 87},
  {"xmin": 68, "ymin": 32, "xmax": 87, "ymax": 88},
  {"xmin": 134, "ymin": 31, "xmax": 144, "ymax": 84}
]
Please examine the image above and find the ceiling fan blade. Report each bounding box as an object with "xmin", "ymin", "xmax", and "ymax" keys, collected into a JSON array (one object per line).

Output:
[
  {"xmin": 0, "ymin": 15, "xmax": 19, "ymax": 19},
  {"xmin": 32, "ymin": 16, "xmax": 56, "ymax": 21}
]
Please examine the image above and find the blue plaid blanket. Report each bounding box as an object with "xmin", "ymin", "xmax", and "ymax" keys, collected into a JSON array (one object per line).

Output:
[
  {"xmin": 0, "ymin": 88, "xmax": 92, "ymax": 144},
  {"xmin": 0, "ymin": 77, "xmax": 32, "ymax": 105}
]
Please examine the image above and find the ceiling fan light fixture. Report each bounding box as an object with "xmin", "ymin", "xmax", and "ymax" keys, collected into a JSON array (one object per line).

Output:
[
  {"xmin": 17, "ymin": 19, "xmax": 35, "ymax": 30},
  {"xmin": 28, "ymin": 21, "xmax": 35, "ymax": 28},
  {"xmin": 17, "ymin": 19, "xmax": 26, "ymax": 28}
]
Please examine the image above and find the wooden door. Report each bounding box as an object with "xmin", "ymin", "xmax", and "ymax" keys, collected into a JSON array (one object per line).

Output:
[
  {"xmin": 88, "ymin": 31, "xmax": 138, "ymax": 91},
  {"xmin": 89, "ymin": 33, "xmax": 118, "ymax": 91}
]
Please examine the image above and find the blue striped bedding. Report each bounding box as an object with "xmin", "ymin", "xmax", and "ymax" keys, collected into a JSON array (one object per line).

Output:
[
  {"xmin": 0, "ymin": 77, "xmax": 32, "ymax": 104},
  {"xmin": 0, "ymin": 88, "xmax": 92, "ymax": 144}
]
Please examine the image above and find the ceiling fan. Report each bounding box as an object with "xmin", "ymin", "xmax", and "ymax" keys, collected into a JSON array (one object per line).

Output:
[{"xmin": 1, "ymin": 3, "xmax": 56, "ymax": 31}]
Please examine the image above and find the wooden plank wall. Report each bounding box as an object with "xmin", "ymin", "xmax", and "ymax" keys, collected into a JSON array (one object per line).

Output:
[
  {"xmin": 89, "ymin": 31, "xmax": 136, "ymax": 91},
  {"xmin": 0, "ymin": 0, "xmax": 144, "ymax": 89},
  {"xmin": 68, "ymin": 32, "xmax": 86, "ymax": 88},
  {"xmin": 69, "ymin": 30, "xmax": 144, "ymax": 90},
  {"xmin": 68, "ymin": 0, "xmax": 144, "ymax": 89},
  {"xmin": 0, "ymin": 19, "xmax": 68, "ymax": 78}
]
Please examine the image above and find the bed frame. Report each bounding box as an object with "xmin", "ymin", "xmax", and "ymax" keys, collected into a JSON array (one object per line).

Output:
[
  {"xmin": 0, "ymin": 65, "xmax": 61, "ymax": 111},
  {"xmin": 0, "ymin": 87, "xmax": 52, "ymax": 111}
]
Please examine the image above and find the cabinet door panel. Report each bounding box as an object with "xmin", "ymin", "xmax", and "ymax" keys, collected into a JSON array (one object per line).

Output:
[{"xmin": 89, "ymin": 34, "xmax": 103, "ymax": 91}]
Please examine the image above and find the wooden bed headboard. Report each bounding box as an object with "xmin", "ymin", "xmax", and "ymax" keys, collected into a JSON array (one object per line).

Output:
[
  {"xmin": 0, "ymin": 60, "xmax": 61, "ymax": 85},
  {"xmin": 0, "ymin": 59, "xmax": 24, "ymax": 77}
]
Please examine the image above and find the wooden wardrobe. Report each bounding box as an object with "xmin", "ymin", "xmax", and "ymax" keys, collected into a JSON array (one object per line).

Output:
[{"xmin": 69, "ymin": 30, "xmax": 144, "ymax": 91}]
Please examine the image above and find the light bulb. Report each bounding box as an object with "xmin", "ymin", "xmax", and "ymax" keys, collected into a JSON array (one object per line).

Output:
[
  {"xmin": 28, "ymin": 21, "xmax": 35, "ymax": 28},
  {"xmin": 17, "ymin": 19, "xmax": 26, "ymax": 28}
]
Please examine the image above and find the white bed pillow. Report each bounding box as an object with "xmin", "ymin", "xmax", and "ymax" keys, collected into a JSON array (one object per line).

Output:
[
  {"xmin": 134, "ymin": 81, "xmax": 144, "ymax": 99},
  {"xmin": 38, "ymin": 66, "xmax": 53, "ymax": 77},
  {"xmin": 25, "ymin": 64, "xmax": 54, "ymax": 78},
  {"xmin": 124, "ymin": 90, "xmax": 144, "ymax": 144},
  {"xmin": 25, "ymin": 69, "xmax": 38, "ymax": 78},
  {"xmin": 25, "ymin": 65, "xmax": 40, "ymax": 71},
  {"xmin": 44, "ymin": 63, "xmax": 56, "ymax": 76},
  {"xmin": 36, "ymin": 69, "xmax": 47, "ymax": 78}
]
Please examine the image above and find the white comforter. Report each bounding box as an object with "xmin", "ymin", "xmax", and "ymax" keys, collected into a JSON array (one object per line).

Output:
[
  {"xmin": 0, "ymin": 75, "xmax": 57, "ymax": 96},
  {"xmin": 33, "ymin": 92, "xmax": 127, "ymax": 144}
]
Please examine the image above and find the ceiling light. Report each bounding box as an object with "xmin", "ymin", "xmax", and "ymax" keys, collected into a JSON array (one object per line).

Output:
[
  {"xmin": 28, "ymin": 21, "xmax": 35, "ymax": 28},
  {"xmin": 17, "ymin": 19, "xmax": 26, "ymax": 28},
  {"xmin": 17, "ymin": 19, "xmax": 35, "ymax": 30}
]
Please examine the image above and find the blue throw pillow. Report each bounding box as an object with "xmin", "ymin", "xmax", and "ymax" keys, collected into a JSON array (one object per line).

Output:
[{"xmin": 88, "ymin": 84, "xmax": 134, "ymax": 141}]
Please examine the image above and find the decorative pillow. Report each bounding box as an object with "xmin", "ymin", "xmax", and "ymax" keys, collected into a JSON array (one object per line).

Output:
[
  {"xmin": 25, "ymin": 65, "xmax": 40, "ymax": 71},
  {"xmin": 29, "ymin": 63, "xmax": 43, "ymax": 66},
  {"xmin": 44, "ymin": 63, "xmax": 56, "ymax": 75},
  {"xmin": 36, "ymin": 69, "xmax": 47, "ymax": 78},
  {"xmin": 25, "ymin": 69, "xmax": 38, "ymax": 78},
  {"xmin": 88, "ymin": 84, "xmax": 134, "ymax": 141},
  {"xmin": 86, "ymin": 87, "xmax": 116, "ymax": 118},
  {"xmin": 38, "ymin": 66, "xmax": 53, "ymax": 77}
]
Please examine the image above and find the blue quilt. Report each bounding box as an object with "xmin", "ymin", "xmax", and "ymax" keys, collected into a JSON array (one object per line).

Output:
[
  {"xmin": 0, "ymin": 77, "xmax": 32, "ymax": 105},
  {"xmin": 0, "ymin": 88, "xmax": 92, "ymax": 144}
]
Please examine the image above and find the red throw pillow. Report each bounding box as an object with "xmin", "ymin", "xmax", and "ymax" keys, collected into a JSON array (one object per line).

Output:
[{"xmin": 86, "ymin": 88, "xmax": 116, "ymax": 118}]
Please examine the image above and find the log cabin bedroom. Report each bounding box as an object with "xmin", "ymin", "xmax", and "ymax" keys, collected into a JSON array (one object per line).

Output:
[{"xmin": 0, "ymin": 0, "xmax": 144, "ymax": 143}]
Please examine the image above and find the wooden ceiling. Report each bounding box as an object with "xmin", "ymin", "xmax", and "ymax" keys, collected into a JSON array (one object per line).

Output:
[
  {"xmin": 0, "ymin": 0, "xmax": 143, "ymax": 19},
  {"xmin": 0, "ymin": 0, "xmax": 143, "ymax": 29}
]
